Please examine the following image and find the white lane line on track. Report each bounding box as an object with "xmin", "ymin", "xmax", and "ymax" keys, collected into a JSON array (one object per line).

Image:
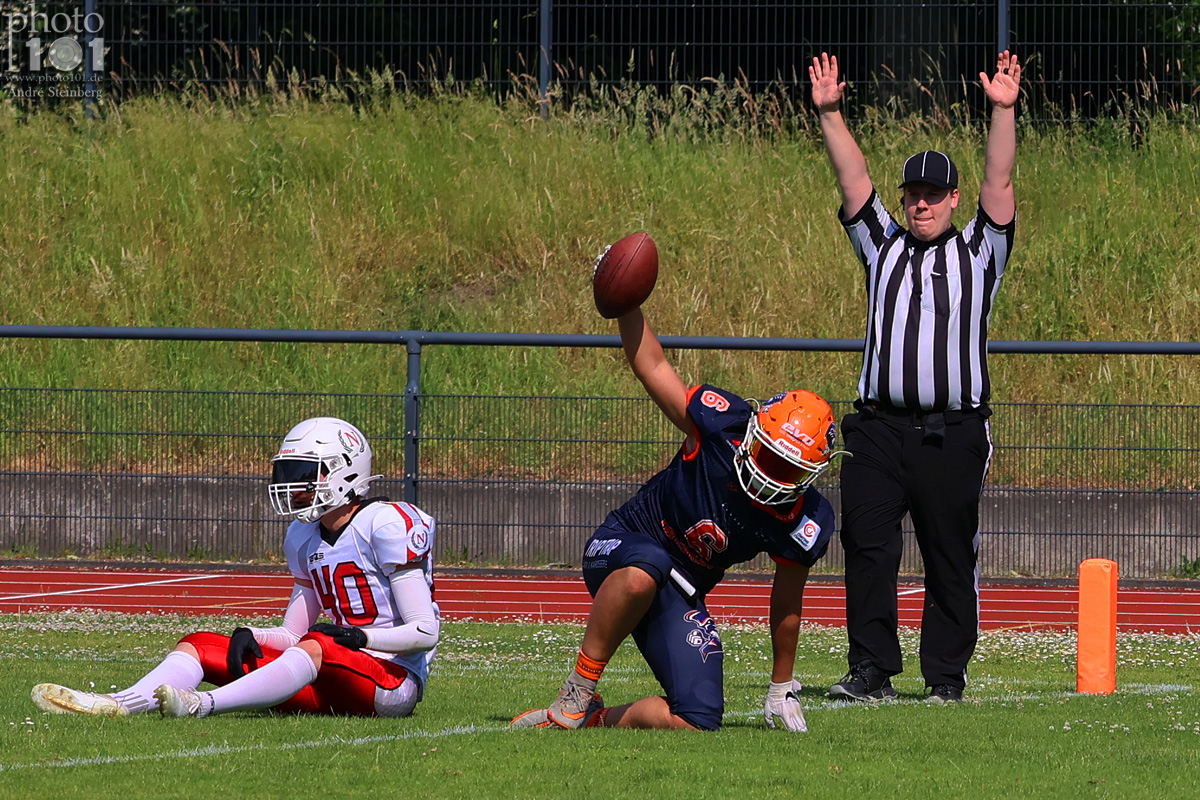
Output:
[
  {"xmin": 0, "ymin": 724, "xmax": 503, "ymax": 772},
  {"xmin": 0, "ymin": 574, "xmax": 221, "ymax": 602}
]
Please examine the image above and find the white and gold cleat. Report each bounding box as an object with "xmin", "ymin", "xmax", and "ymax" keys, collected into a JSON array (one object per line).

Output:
[
  {"xmin": 154, "ymin": 684, "xmax": 205, "ymax": 718},
  {"xmin": 31, "ymin": 683, "xmax": 129, "ymax": 717}
]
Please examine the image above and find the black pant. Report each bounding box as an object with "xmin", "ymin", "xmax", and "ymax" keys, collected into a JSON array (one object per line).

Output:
[{"xmin": 838, "ymin": 407, "xmax": 992, "ymax": 688}]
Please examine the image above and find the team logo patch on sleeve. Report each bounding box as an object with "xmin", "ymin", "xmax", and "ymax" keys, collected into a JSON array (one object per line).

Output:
[
  {"xmin": 788, "ymin": 516, "xmax": 822, "ymax": 551},
  {"xmin": 409, "ymin": 527, "xmax": 429, "ymax": 553}
]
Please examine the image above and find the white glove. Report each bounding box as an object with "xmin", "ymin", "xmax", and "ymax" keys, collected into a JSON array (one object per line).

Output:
[{"xmin": 764, "ymin": 679, "xmax": 807, "ymax": 733}]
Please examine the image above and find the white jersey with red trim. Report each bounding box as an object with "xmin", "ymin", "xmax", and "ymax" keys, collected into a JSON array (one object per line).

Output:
[{"xmin": 283, "ymin": 498, "xmax": 439, "ymax": 687}]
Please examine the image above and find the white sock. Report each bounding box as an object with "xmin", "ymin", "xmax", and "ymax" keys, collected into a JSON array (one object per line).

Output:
[
  {"xmin": 113, "ymin": 651, "xmax": 204, "ymax": 714},
  {"xmin": 208, "ymin": 647, "xmax": 319, "ymax": 715}
]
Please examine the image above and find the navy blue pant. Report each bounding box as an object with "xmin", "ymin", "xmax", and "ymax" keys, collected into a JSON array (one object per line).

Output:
[
  {"xmin": 581, "ymin": 520, "xmax": 724, "ymax": 731},
  {"xmin": 838, "ymin": 411, "xmax": 992, "ymax": 688}
]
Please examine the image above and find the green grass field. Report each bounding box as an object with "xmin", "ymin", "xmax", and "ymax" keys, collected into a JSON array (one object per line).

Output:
[{"xmin": 2, "ymin": 611, "xmax": 1196, "ymax": 799}]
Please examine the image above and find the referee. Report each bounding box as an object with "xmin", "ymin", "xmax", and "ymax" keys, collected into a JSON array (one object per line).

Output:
[{"xmin": 808, "ymin": 51, "xmax": 1022, "ymax": 703}]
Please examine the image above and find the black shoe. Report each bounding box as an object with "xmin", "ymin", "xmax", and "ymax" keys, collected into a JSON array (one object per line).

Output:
[
  {"xmin": 925, "ymin": 684, "xmax": 963, "ymax": 704},
  {"xmin": 827, "ymin": 662, "xmax": 898, "ymax": 702}
]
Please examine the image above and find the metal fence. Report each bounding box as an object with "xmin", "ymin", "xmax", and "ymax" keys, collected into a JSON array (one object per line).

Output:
[
  {"xmin": 2, "ymin": 1, "xmax": 1197, "ymax": 121},
  {"xmin": 0, "ymin": 327, "xmax": 1197, "ymax": 579}
]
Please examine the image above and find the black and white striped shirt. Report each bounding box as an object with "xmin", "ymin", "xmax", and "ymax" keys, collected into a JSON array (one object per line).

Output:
[{"xmin": 841, "ymin": 190, "xmax": 1015, "ymax": 411}]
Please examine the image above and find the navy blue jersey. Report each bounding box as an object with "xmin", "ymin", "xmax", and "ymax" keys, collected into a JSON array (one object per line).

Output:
[{"xmin": 610, "ymin": 384, "xmax": 835, "ymax": 596}]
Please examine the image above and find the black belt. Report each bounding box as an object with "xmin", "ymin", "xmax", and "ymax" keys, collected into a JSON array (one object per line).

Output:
[{"xmin": 854, "ymin": 400, "xmax": 991, "ymax": 444}]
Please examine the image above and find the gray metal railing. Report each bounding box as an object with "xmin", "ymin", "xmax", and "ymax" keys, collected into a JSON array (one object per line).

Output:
[{"xmin": 0, "ymin": 325, "xmax": 1197, "ymax": 578}]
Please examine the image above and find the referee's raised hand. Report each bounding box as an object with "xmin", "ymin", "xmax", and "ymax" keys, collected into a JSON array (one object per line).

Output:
[
  {"xmin": 809, "ymin": 52, "xmax": 846, "ymax": 113},
  {"xmin": 980, "ymin": 51, "xmax": 1021, "ymax": 109}
]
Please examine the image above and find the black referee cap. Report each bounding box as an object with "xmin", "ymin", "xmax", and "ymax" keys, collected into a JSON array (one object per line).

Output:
[{"xmin": 899, "ymin": 150, "xmax": 959, "ymax": 189}]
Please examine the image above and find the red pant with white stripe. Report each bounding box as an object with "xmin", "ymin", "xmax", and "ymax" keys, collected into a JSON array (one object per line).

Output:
[{"xmin": 179, "ymin": 630, "xmax": 412, "ymax": 716}]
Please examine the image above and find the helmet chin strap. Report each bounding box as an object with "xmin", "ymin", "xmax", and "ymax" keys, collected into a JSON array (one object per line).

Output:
[
  {"xmin": 294, "ymin": 505, "xmax": 326, "ymax": 524},
  {"xmin": 293, "ymin": 490, "xmax": 338, "ymax": 523}
]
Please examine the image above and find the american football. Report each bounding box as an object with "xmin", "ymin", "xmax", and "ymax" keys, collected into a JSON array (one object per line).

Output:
[{"xmin": 592, "ymin": 231, "xmax": 659, "ymax": 319}]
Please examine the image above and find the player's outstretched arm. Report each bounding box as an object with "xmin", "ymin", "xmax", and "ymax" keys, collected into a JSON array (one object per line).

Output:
[
  {"xmin": 810, "ymin": 52, "xmax": 873, "ymax": 219},
  {"xmin": 618, "ymin": 308, "xmax": 692, "ymax": 438},
  {"xmin": 979, "ymin": 50, "xmax": 1020, "ymax": 225},
  {"xmin": 764, "ymin": 559, "xmax": 810, "ymax": 732},
  {"xmin": 768, "ymin": 559, "xmax": 809, "ymax": 682}
]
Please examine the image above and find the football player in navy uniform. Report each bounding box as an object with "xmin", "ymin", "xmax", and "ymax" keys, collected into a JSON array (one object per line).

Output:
[
  {"xmin": 31, "ymin": 417, "xmax": 440, "ymax": 719},
  {"xmin": 512, "ymin": 306, "xmax": 842, "ymax": 732}
]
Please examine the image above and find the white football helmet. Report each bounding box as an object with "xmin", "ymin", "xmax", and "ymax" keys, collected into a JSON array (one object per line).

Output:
[{"xmin": 268, "ymin": 417, "xmax": 382, "ymax": 523}]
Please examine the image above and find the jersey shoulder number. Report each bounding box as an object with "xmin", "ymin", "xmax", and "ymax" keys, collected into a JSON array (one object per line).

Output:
[
  {"xmin": 699, "ymin": 389, "xmax": 730, "ymax": 412},
  {"xmin": 686, "ymin": 384, "xmax": 750, "ymax": 439}
]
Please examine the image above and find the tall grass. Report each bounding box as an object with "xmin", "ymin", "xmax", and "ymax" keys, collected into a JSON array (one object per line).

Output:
[{"xmin": 1, "ymin": 79, "xmax": 1198, "ymax": 409}]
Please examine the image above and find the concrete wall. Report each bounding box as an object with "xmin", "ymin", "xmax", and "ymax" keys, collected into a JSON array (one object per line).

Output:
[{"xmin": 2, "ymin": 476, "xmax": 1197, "ymax": 578}]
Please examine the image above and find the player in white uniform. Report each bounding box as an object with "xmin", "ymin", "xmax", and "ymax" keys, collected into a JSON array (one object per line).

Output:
[{"xmin": 30, "ymin": 417, "xmax": 441, "ymax": 719}]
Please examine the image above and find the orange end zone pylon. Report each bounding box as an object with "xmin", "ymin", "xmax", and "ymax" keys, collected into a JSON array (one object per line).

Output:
[{"xmin": 1076, "ymin": 558, "xmax": 1118, "ymax": 694}]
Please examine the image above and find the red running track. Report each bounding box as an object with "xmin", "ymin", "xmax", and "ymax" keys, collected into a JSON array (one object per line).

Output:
[{"xmin": 1, "ymin": 567, "xmax": 1197, "ymax": 634}]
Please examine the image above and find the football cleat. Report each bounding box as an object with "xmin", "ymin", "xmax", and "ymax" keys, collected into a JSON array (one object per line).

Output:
[
  {"xmin": 31, "ymin": 683, "xmax": 129, "ymax": 717},
  {"xmin": 925, "ymin": 684, "xmax": 964, "ymax": 704},
  {"xmin": 828, "ymin": 662, "xmax": 898, "ymax": 702},
  {"xmin": 547, "ymin": 677, "xmax": 604, "ymax": 729},
  {"xmin": 154, "ymin": 684, "xmax": 205, "ymax": 718},
  {"xmin": 509, "ymin": 707, "xmax": 554, "ymax": 728},
  {"xmin": 510, "ymin": 694, "xmax": 605, "ymax": 730}
]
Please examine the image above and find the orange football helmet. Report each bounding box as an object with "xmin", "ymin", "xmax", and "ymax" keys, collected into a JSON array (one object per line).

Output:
[{"xmin": 734, "ymin": 390, "xmax": 842, "ymax": 505}]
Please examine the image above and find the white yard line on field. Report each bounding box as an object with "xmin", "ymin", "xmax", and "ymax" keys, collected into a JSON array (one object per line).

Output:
[
  {"xmin": 726, "ymin": 681, "xmax": 1196, "ymax": 718},
  {"xmin": 9, "ymin": 681, "xmax": 1193, "ymax": 773},
  {"xmin": 0, "ymin": 724, "xmax": 504, "ymax": 772}
]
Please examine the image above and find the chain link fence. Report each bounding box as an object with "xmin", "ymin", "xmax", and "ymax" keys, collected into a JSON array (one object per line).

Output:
[
  {"xmin": 2, "ymin": 1, "xmax": 1197, "ymax": 121},
  {"xmin": 2, "ymin": 385, "xmax": 1197, "ymax": 578}
]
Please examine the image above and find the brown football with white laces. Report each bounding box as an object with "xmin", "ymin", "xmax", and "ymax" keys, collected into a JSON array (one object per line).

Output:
[{"xmin": 592, "ymin": 232, "xmax": 658, "ymax": 319}]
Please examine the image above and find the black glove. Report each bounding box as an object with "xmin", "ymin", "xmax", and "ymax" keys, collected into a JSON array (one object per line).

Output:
[
  {"xmin": 226, "ymin": 627, "xmax": 263, "ymax": 678},
  {"xmin": 309, "ymin": 622, "xmax": 368, "ymax": 650}
]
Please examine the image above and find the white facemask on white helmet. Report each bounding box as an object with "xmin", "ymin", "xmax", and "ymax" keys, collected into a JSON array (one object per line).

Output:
[{"xmin": 268, "ymin": 417, "xmax": 382, "ymax": 523}]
